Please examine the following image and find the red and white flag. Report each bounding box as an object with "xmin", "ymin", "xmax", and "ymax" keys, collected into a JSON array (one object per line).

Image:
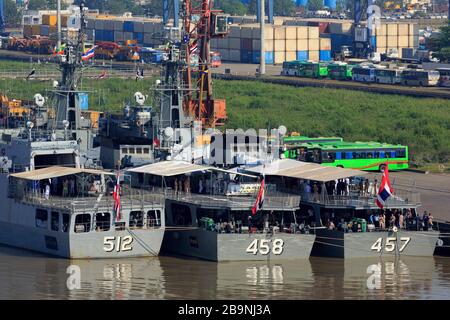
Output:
[
  {"xmin": 97, "ymin": 71, "xmax": 107, "ymax": 79},
  {"xmin": 113, "ymin": 172, "xmax": 121, "ymax": 221},
  {"xmin": 252, "ymin": 177, "xmax": 265, "ymax": 215},
  {"xmin": 375, "ymin": 164, "xmax": 393, "ymax": 209}
]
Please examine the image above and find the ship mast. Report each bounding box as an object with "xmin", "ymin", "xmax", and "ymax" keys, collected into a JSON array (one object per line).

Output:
[{"xmin": 52, "ymin": 0, "xmax": 87, "ymax": 132}]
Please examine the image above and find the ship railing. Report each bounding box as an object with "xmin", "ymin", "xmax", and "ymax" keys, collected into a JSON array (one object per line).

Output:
[
  {"xmin": 144, "ymin": 186, "xmax": 301, "ymax": 210},
  {"xmin": 299, "ymin": 187, "xmax": 421, "ymax": 208},
  {"xmin": 15, "ymin": 186, "xmax": 165, "ymax": 213}
]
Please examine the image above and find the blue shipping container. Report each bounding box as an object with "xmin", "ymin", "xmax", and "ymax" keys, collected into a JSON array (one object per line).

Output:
[
  {"xmin": 370, "ymin": 36, "xmax": 376, "ymax": 48},
  {"xmin": 134, "ymin": 32, "xmax": 143, "ymax": 43},
  {"xmin": 103, "ymin": 30, "xmax": 114, "ymax": 42},
  {"xmin": 123, "ymin": 21, "xmax": 134, "ymax": 33},
  {"xmin": 252, "ymin": 51, "xmax": 274, "ymax": 64},
  {"xmin": 240, "ymin": 50, "xmax": 253, "ymax": 63},
  {"xmin": 94, "ymin": 30, "xmax": 103, "ymax": 41},
  {"xmin": 296, "ymin": 51, "xmax": 308, "ymax": 61},
  {"xmin": 319, "ymin": 50, "xmax": 332, "ymax": 61}
]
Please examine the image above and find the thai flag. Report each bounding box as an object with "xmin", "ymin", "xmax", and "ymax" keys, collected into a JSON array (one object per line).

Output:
[
  {"xmin": 113, "ymin": 172, "xmax": 121, "ymax": 221},
  {"xmin": 252, "ymin": 177, "xmax": 265, "ymax": 215},
  {"xmin": 82, "ymin": 46, "xmax": 97, "ymax": 61},
  {"xmin": 375, "ymin": 165, "xmax": 393, "ymax": 209}
]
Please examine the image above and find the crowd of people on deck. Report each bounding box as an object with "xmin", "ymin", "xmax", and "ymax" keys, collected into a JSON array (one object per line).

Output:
[{"xmin": 324, "ymin": 208, "xmax": 435, "ymax": 232}]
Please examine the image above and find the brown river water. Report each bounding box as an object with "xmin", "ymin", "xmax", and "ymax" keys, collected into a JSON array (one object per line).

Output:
[{"xmin": 1, "ymin": 245, "xmax": 450, "ymax": 300}]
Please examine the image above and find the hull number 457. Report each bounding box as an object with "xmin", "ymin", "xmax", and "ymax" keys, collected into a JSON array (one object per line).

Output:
[{"xmin": 371, "ymin": 237, "xmax": 411, "ymax": 253}]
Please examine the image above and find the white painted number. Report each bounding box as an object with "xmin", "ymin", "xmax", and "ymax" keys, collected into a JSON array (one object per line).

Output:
[
  {"xmin": 385, "ymin": 237, "xmax": 396, "ymax": 252},
  {"xmin": 371, "ymin": 238, "xmax": 383, "ymax": 252},
  {"xmin": 272, "ymin": 239, "xmax": 284, "ymax": 255},
  {"xmin": 246, "ymin": 239, "xmax": 258, "ymax": 255},
  {"xmin": 399, "ymin": 237, "xmax": 411, "ymax": 252},
  {"xmin": 259, "ymin": 239, "xmax": 270, "ymax": 255},
  {"xmin": 370, "ymin": 237, "xmax": 411, "ymax": 253},
  {"xmin": 246, "ymin": 239, "xmax": 285, "ymax": 255},
  {"xmin": 103, "ymin": 236, "xmax": 115, "ymax": 252},
  {"xmin": 103, "ymin": 236, "xmax": 134, "ymax": 252}
]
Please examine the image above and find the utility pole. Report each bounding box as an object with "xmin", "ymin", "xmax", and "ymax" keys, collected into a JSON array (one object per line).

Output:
[
  {"xmin": 259, "ymin": 0, "xmax": 266, "ymax": 75},
  {"xmin": 57, "ymin": 0, "xmax": 61, "ymax": 49}
]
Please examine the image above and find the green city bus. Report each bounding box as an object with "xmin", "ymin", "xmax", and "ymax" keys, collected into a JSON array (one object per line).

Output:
[
  {"xmin": 281, "ymin": 61, "xmax": 303, "ymax": 76},
  {"xmin": 305, "ymin": 141, "xmax": 409, "ymax": 171},
  {"xmin": 283, "ymin": 136, "xmax": 343, "ymax": 159},
  {"xmin": 298, "ymin": 62, "xmax": 329, "ymax": 78},
  {"xmin": 287, "ymin": 141, "xmax": 409, "ymax": 171},
  {"xmin": 327, "ymin": 63, "xmax": 354, "ymax": 81}
]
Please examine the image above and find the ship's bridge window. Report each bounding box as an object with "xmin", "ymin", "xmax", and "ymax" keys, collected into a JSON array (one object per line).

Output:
[
  {"xmin": 136, "ymin": 148, "xmax": 142, "ymax": 154},
  {"xmin": 95, "ymin": 212, "xmax": 110, "ymax": 231},
  {"xmin": 143, "ymin": 148, "xmax": 150, "ymax": 154},
  {"xmin": 147, "ymin": 210, "xmax": 161, "ymax": 228},
  {"xmin": 35, "ymin": 209, "xmax": 48, "ymax": 229},
  {"xmin": 121, "ymin": 148, "xmax": 128, "ymax": 154},
  {"xmin": 129, "ymin": 148, "xmax": 135, "ymax": 154},
  {"xmin": 74, "ymin": 214, "xmax": 91, "ymax": 233},
  {"xmin": 51, "ymin": 211, "xmax": 59, "ymax": 231},
  {"xmin": 129, "ymin": 211, "xmax": 144, "ymax": 229}
]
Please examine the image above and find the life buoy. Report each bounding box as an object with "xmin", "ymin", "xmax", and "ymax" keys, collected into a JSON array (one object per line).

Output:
[{"xmin": 393, "ymin": 226, "xmax": 398, "ymax": 233}]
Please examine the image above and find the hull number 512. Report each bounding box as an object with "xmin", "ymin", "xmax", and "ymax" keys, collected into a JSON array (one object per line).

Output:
[
  {"xmin": 246, "ymin": 239, "xmax": 284, "ymax": 255},
  {"xmin": 103, "ymin": 236, "xmax": 133, "ymax": 252},
  {"xmin": 371, "ymin": 237, "xmax": 411, "ymax": 253}
]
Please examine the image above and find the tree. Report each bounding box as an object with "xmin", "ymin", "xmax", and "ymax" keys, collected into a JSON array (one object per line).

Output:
[
  {"xmin": 4, "ymin": 0, "xmax": 22, "ymax": 25},
  {"xmin": 216, "ymin": 0, "xmax": 248, "ymax": 16},
  {"xmin": 307, "ymin": 0, "xmax": 324, "ymax": 12},
  {"xmin": 431, "ymin": 26, "xmax": 450, "ymax": 63},
  {"xmin": 27, "ymin": 0, "xmax": 52, "ymax": 10},
  {"xmin": 248, "ymin": 0, "xmax": 296, "ymax": 16}
]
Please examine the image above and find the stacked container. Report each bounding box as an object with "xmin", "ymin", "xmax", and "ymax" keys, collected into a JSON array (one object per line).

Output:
[{"xmin": 374, "ymin": 22, "xmax": 419, "ymax": 58}]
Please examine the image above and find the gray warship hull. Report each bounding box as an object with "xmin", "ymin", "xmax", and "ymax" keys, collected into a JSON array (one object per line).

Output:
[
  {"xmin": 311, "ymin": 229, "xmax": 438, "ymax": 259},
  {"xmin": 162, "ymin": 229, "xmax": 315, "ymax": 262}
]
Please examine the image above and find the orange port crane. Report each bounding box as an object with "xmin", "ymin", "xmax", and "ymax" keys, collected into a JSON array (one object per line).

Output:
[{"xmin": 182, "ymin": 0, "xmax": 229, "ymax": 128}]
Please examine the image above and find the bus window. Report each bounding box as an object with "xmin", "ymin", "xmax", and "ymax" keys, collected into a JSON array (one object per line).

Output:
[
  {"xmin": 374, "ymin": 152, "xmax": 380, "ymax": 158},
  {"xmin": 335, "ymin": 152, "xmax": 342, "ymax": 160},
  {"xmin": 322, "ymin": 151, "xmax": 335, "ymax": 163},
  {"xmin": 395, "ymin": 149, "xmax": 406, "ymax": 158},
  {"xmin": 380, "ymin": 151, "xmax": 385, "ymax": 158},
  {"xmin": 367, "ymin": 152, "xmax": 373, "ymax": 159},
  {"xmin": 346, "ymin": 152, "xmax": 352, "ymax": 159}
]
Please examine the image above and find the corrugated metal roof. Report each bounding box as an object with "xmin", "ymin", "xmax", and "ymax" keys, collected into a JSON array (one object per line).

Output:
[
  {"xmin": 10, "ymin": 166, "xmax": 114, "ymax": 180},
  {"xmin": 246, "ymin": 159, "xmax": 366, "ymax": 182},
  {"xmin": 127, "ymin": 161, "xmax": 213, "ymax": 177}
]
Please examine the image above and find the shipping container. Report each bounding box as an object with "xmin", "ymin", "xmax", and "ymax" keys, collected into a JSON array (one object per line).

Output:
[
  {"xmin": 229, "ymin": 49, "xmax": 241, "ymax": 62},
  {"xmin": 285, "ymin": 39, "xmax": 296, "ymax": 51},
  {"xmin": 319, "ymin": 37, "xmax": 331, "ymax": 50},
  {"xmin": 308, "ymin": 26, "xmax": 320, "ymax": 39},
  {"xmin": 274, "ymin": 39, "xmax": 285, "ymax": 51},
  {"xmin": 134, "ymin": 32, "xmax": 143, "ymax": 43},
  {"xmin": 42, "ymin": 14, "xmax": 57, "ymax": 26},
  {"xmin": 297, "ymin": 26, "xmax": 309, "ymax": 39},
  {"xmin": 252, "ymin": 51, "xmax": 274, "ymax": 64},
  {"xmin": 40, "ymin": 25, "xmax": 50, "ymax": 36},
  {"xmin": 286, "ymin": 51, "xmax": 296, "ymax": 61},
  {"xmin": 240, "ymin": 50, "xmax": 253, "ymax": 63},
  {"xmin": 286, "ymin": 26, "xmax": 297, "ymax": 40},
  {"xmin": 229, "ymin": 38, "xmax": 241, "ymax": 50},
  {"xmin": 123, "ymin": 21, "xmax": 134, "ymax": 32},
  {"xmin": 297, "ymin": 38, "xmax": 308, "ymax": 51},
  {"xmin": 319, "ymin": 50, "xmax": 332, "ymax": 61},
  {"xmin": 308, "ymin": 38, "xmax": 320, "ymax": 51},
  {"xmin": 274, "ymin": 51, "xmax": 286, "ymax": 64},
  {"xmin": 241, "ymin": 38, "xmax": 253, "ymax": 51},
  {"xmin": 387, "ymin": 24, "xmax": 398, "ymax": 36},
  {"xmin": 114, "ymin": 20, "xmax": 123, "ymax": 31},
  {"xmin": 309, "ymin": 50, "xmax": 319, "ymax": 62},
  {"xmin": 296, "ymin": 50, "xmax": 308, "ymax": 61},
  {"xmin": 133, "ymin": 22, "xmax": 144, "ymax": 33},
  {"xmin": 114, "ymin": 31, "xmax": 124, "ymax": 42}
]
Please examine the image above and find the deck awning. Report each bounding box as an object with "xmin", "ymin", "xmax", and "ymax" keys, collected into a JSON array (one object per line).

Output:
[
  {"xmin": 10, "ymin": 166, "xmax": 115, "ymax": 181},
  {"xmin": 127, "ymin": 161, "xmax": 259, "ymax": 178},
  {"xmin": 127, "ymin": 161, "xmax": 213, "ymax": 177},
  {"xmin": 246, "ymin": 159, "xmax": 366, "ymax": 182}
]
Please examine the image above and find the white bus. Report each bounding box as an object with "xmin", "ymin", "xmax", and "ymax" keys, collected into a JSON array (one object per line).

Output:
[
  {"xmin": 436, "ymin": 68, "xmax": 450, "ymax": 87},
  {"xmin": 352, "ymin": 67, "xmax": 376, "ymax": 82},
  {"xmin": 374, "ymin": 68, "xmax": 403, "ymax": 84},
  {"xmin": 401, "ymin": 69, "xmax": 440, "ymax": 86}
]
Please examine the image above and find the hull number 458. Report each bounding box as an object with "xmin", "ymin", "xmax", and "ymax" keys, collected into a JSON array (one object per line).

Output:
[{"xmin": 246, "ymin": 239, "xmax": 284, "ymax": 255}]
